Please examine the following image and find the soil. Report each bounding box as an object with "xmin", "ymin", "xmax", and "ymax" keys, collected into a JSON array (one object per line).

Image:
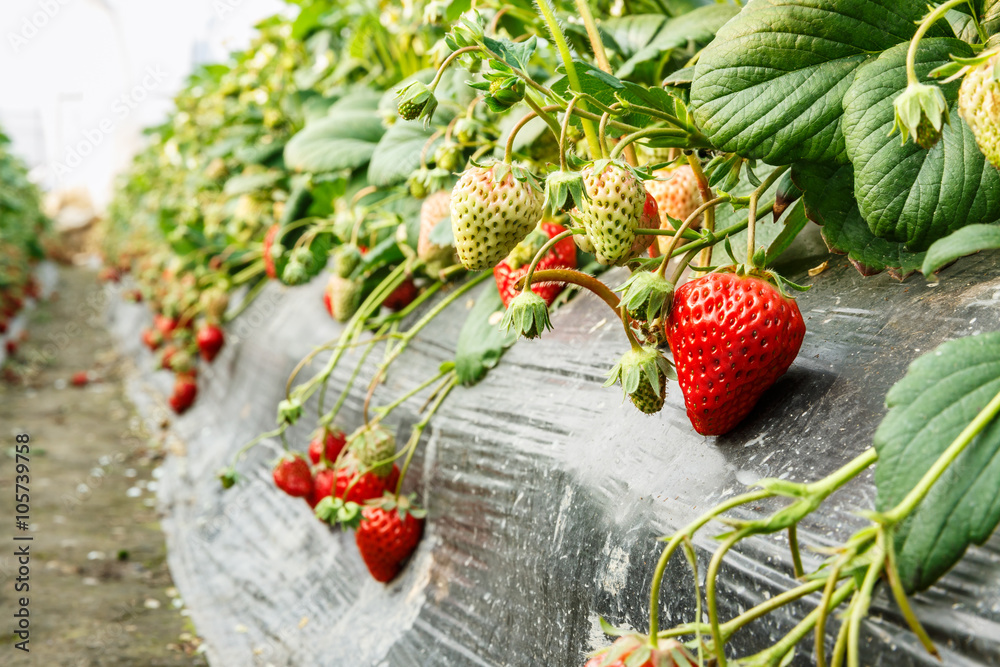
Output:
[{"xmin": 0, "ymin": 266, "xmax": 207, "ymax": 666}]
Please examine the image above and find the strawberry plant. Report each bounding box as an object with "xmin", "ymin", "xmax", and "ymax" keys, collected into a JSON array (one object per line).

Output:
[{"xmin": 103, "ymin": 0, "xmax": 1000, "ymax": 660}]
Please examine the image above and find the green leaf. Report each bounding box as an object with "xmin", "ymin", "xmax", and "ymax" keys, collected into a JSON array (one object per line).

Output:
[
  {"xmin": 284, "ymin": 111, "xmax": 386, "ymax": 174},
  {"xmin": 455, "ymin": 281, "xmax": 516, "ymax": 386},
  {"xmin": 599, "ymin": 15, "xmax": 665, "ymax": 60},
  {"xmin": 985, "ymin": 0, "xmax": 1000, "ymax": 39},
  {"xmin": 616, "ymin": 4, "xmax": 739, "ymax": 79},
  {"xmin": 843, "ymin": 38, "xmax": 1000, "ymax": 251},
  {"xmin": 764, "ymin": 199, "xmax": 809, "ymax": 266},
  {"xmin": 367, "ymin": 121, "xmax": 442, "ymax": 188},
  {"xmin": 874, "ymin": 333, "xmax": 1000, "ymax": 592},
  {"xmin": 793, "ymin": 163, "xmax": 924, "ymax": 277},
  {"xmin": 922, "ymin": 224, "xmax": 1000, "ymax": 275},
  {"xmin": 222, "ymin": 170, "xmax": 283, "ymax": 196},
  {"xmin": 429, "ymin": 217, "xmax": 453, "ymax": 246},
  {"xmin": 483, "ymin": 35, "xmax": 537, "ymax": 72},
  {"xmin": 690, "ymin": 0, "xmax": 940, "ymax": 164}
]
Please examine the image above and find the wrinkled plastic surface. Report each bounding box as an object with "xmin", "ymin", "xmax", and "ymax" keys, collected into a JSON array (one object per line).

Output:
[{"xmin": 108, "ymin": 251, "xmax": 1000, "ymax": 667}]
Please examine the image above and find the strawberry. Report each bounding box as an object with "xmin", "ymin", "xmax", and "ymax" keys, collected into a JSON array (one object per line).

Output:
[
  {"xmin": 417, "ymin": 191, "xmax": 453, "ymax": 260},
  {"xmin": 70, "ymin": 371, "xmax": 90, "ymax": 387},
  {"xmin": 644, "ymin": 165, "xmax": 703, "ymax": 255},
  {"xmin": 450, "ymin": 164, "xmax": 542, "ymax": 270},
  {"xmin": 309, "ymin": 468, "xmax": 336, "ymax": 509},
  {"xmin": 494, "ymin": 221, "xmax": 577, "ymax": 308},
  {"xmin": 98, "ymin": 266, "xmax": 121, "ymax": 283},
  {"xmin": 262, "ymin": 224, "xmax": 280, "ymax": 280},
  {"xmin": 576, "ymin": 161, "xmax": 658, "ymax": 266},
  {"xmin": 308, "ymin": 428, "xmax": 347, "ymax": 466},
  {"xmin": 273, "ymin": 455, "xmax": 313, "ymax": 498},
  {"xmin": 153, "ymin": 313, "xmax": 178, "ymax": 337},
  {"xmin": 141, "ymin": 328, "xmax": 162, "ymax": 351},
  {"xmin": 336, "ymin": 457, "xmax": 400, "ymax": 504},
  {"xmin": 6, "ymin": 340, "xmax": 18, "ymax": 356},
  {"xmin": 383, "ymin": 277, "xmax": 418, "ymax": 312},
  {"xmin": 584, "ymin": 635, "xmax": 696, "ymax": 667},
  {"xmin": 959, "ymin": 55, "xmax": 1000, "ymax": 168},
  {"xmin": 322, "ymin": 288, "xmax": 333, "ymax": 317},
  {"xmin": 196, "ymin": 324, "xmax": 225, "ymax": 362},
  {"xmin": 667, "ymin": 272, "xmax": 805, "ymax": 436},
  {"xmin": 325, "ymin": 274, "xmax": 362, "ymax": 323},
  {"xmin": 355, "ymin": 496, "xmax": 425, "ymax": 583},
  {"xmin": 169, "ymin": 373, "xmax": 198, "ymax": 414}
]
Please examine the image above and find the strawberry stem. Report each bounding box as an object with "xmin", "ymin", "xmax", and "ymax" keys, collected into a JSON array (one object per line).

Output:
[
  {"xmin": 395, "ymin": 373, "xmax": 458, "ymax": 497},
  {"xmin": 905, "ymin": 0, "xmax": 969, "ymax": 85},
  {"xmin": 521, "ymin": 228, "xmax": 581, "ymax": 296},
  {"xmin": 559, "ymin": 97, "xmax": 581, "ymax": 171},
  {"xmin": 687, "ymin": 153, "xmax": 716, "ymax": 275},
  {"xmin": 429, "ymin": 45, "xmax": 480, "ymax": 91},
  {"xmin": 575, "ymin": 0, "xmax": 612, "ymax": 74},
  {"xmin": 533, "ymin": 0, "xmax": 603, "ymax": 158},
  {"xmin": 519, "ymin": 268, "xmax": 621, "ymax": 316},
  {"xmin": 504, "ymin": 103, "xmax": 563, "ymax": 163},
  {"xmin": 658, "ymin": 194, "xmax": 730, "ymax": 275},
  {"xmin": 745, "ymin": 165, "xmax": 789, "ymax": 266}
]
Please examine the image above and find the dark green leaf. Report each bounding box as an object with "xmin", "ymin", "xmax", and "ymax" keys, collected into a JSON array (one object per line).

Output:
[
  {"xmin": 223, "ymin": 171, "xmax": 283, "ymax": 196},
  {"xmin": 367, "ymin": 121, "xmax": 442, "ymax": 188},
  {"xmin": 483, "ymin": 35, "xmax": 537, "ymax": 72},
  {"xmin": 794, "ymin": 163, "xmax": 924, "ymax": 277},
  {"xmin": 455, "ymin": 281, "xmax": 516, "ymax": 386},
  {"xmin": 284, "ymin": 111, "xmax": 385, "ymax": 173},
  {"xmin": 874, "ymin": 333, "xmax": 1000, "ymax": 592},
  {"xmin": 616, "ymin": 4, "xmax": 740, "ymax": 79},
  {"xmin": 922, "ymin": 224, "xmax": 1000, "ymax": 275},
  {"xmin": 690, "ymin": 0, "xmax": 943, "ymax": 164},
  {"xmin": 842, "ymin": 38, "xmax": 1000, "ymax": 250}
]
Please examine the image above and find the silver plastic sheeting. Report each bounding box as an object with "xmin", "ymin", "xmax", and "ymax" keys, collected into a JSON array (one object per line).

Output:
[{"xmin": 108, "ymin": 250, "xmax": 1000, "ymax": 667}]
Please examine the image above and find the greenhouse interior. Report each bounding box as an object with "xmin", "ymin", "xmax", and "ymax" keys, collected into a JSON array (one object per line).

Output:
[{"xmin": 2, "ymin": 0, "xmax": 1000, "ymax": 665}]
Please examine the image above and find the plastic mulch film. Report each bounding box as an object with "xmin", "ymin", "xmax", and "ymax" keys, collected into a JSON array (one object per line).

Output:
[{"xmin": 108, "ymin": 254, "xmax": 1000, "ymax": 667}]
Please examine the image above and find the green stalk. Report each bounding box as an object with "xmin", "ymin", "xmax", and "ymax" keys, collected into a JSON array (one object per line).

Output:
[
  {"xmin": 609, "ymin": 127, "xmax": 699, "ymax": 161},
  {"xmin": 522, "ymin": 268, "xmax": 622, "ymax": 316},
  {"xmin": 881, "ymin": 385, "xmax": 1000, "ymax": 525},
  {"xmin": 705, "ymin": 529, "xmax": 751, "ymax": 666},
  {"xmin": 533, "ymin": 0, "xmax": 602, "ymax": 157},
  {"xmin": 745, "ymin": 165, "xmax": 790, "ymax": 265},
  {"xmin": 847, "ymin": 535, "xmax": 886, "ymax": 667},
  {"xmin": 395, "ymin": 374, "xmax": 458, "ymax": 496},
  {"xmin": 575, "ymin": 0, "xmax": 611, "ymax": 73},
  {"xmin": 750, "ymin": 580, "xmax": 857, "ymax": 666},
  {"xmin": 905, "ymin": 0, "xmax": 969, "ymax": 85},
  {"xmin": 374, "ymin": 366, "xmax": 451, "ymax": 422}
]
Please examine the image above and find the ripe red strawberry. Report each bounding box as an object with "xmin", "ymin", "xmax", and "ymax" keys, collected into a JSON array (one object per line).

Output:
[
  {"xmin": 309, "ymin": 468, "xmax": 336, "ymax": 508},
  {"xmin": 169, "ymin": 373, "xmax": 198, "ymax": 414},
  {"xmin": 644, "ymin": 165, "xmax": 703, "ymax": 255},
  {"xmin": 263, "ymin": 224, "xmax": 280, "ymax": 280},
  {"xmin": 141, "ymin": 327, "xmax": 163, "ymax": 351},
  {"xmin": 336, "ymin": 461, "xmax": 400, "ymax": 504},
  {"xmin": 322, "ymin": 288, "xmax": 333, "ymax": 317},
  {"xmin": 667, "ymin": 272, "xmax": 805, "ymax": 436},
  {"xmin": 5, "ymin": 340, "xmax": 17, "ymax": 356},
  {"xmin": 70, "ymin": 371, "xmax": 90, "ymax": 387},
  {"xmin": 494, "ymin": 221, "xmax": 577, "ymax": 308},
  {"xmin": 451, "ymin": 164, "xmax": 542, "ymax": 270},
  {"xmin": 355, "ymin": 497, "xmax": 425, "ymax": 583},
  {"xmin": 154, "ymin": 313, "xmax": 178, "ymax": 337},
  {"xmin": 308, "ymin": 428, "xmax": 347, "ymax": 465},
  {"xmin": 383, "ymin": 278, "xmax": 418, "ymax": 312},
  {"xmin": 196, "ymin": 324, "xmax": 225, "ymax": 362},
  {"xmin": 98, "ymin": 266, "xmax": 121, "ymax": 283},
  {"xmin": 0, "ymin": 319, "xmax": 7, "ymax": 335},
  {"xmin": 576, "ymin": 161, "xmax": 658, "ymax": 266},
  {"xmin": 273, "ymin": 455, "xmax": 313, "ymax": 498}
]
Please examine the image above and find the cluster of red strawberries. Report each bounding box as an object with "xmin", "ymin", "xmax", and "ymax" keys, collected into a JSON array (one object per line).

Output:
[
  {"xmin": 121, "ymin": 254, "xmax": 231, "ymax": 416},
  {"xmin": 0, "ymin": 275, "xmax": 40, "ymax": 358},
  {"xmin": 271, "ymin": 425, "xmax": 424, "ymax": 583}
]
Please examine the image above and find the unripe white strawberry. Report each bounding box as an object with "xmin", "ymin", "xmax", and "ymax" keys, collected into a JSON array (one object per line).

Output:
[
  {"xmin": 450, "ymin": 164, "xmax": 542, "ymax": 270},
  {"xmin": 577, "ymin": 161, "xmax": 658, "ymax": 266},
  {"xmin": 644, "ymin": 165, "xmax": 703, "ymax": 255},
  {"xmin": 959, "ymin": 56, "xmax": 1000, "ymax": 169},
  {"xmin": 325, "ymin": 274, "xmax": 361, "ymax": 323},
  {"xmin": 417, "ymin": 190, "xmax": 458, "ymax": 273}
]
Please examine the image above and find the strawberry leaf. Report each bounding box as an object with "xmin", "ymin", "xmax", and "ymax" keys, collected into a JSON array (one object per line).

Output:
[
  {"xmin": 922, "ymin": 224, "xmax": 1000, "ymax": 275},
  {"xmin": 284, "ymin": 110, "xmax": 385, "ymax": 174},
  {"xmin": 690, "ymin": 0, "xmax": 946, "ymax": 164},
  {"xmin": 455, "ymin": 281, "xmax": 516, "ymax": 386},
  {"xmin": 874, "ymin": 333, "xmax": 1000, "ymax": 592},
  {"xmin": 842, "ymin": 38, "xmax": 1000, "ymax": 251}
]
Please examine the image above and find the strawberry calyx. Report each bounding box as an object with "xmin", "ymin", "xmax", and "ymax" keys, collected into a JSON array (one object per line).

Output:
[
  {"xmin": 500, "ymin": 289, "xmax": 551, "ymax": 339},
  {"xmin": 603, "ymin": 345, "xmax": 676, "ymax": 415},
  {"xmin": 586, "ymin": 623, "xmax": 697, "ymax": 667},
  {"xmin": 716, "ymin": 261, "xmax": 811, "ymax": 300},
  {"xmin": 615, "ymin": 271, "xmax": 674, "ymax": 323}
]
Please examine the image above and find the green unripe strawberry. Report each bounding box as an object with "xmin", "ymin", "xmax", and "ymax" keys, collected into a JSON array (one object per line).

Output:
[
  {"xmin": 959, "ymin": 56, "xmax": 1000, "ymax": 168},
  {"xmin": 350, "ymin": 424, "xmax": 396, "ymax": 477},
  {"xmin": 325, "ymin": 274, "xmax": 362, "ymax": 323},
  {"xmin": 450, "ymin": 163, "xmax": 542, "ymax": 270}
]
